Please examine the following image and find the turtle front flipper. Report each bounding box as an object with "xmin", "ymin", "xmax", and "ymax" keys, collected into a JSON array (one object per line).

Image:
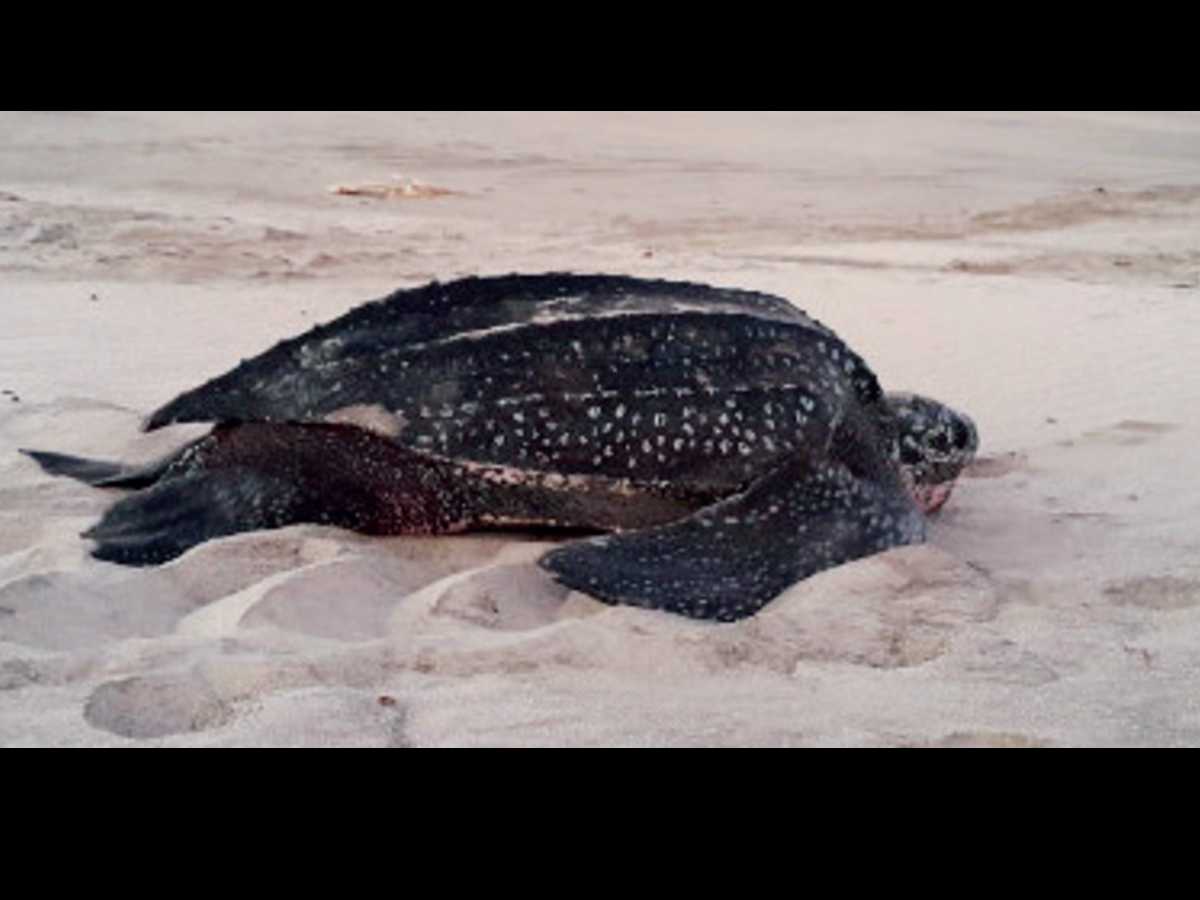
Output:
[{"xmin": 538, "ymin": 449, "xmax": 925, "ymax": 622}]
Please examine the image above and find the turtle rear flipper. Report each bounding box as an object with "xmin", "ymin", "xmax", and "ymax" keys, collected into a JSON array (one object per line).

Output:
[
  {"xmin": 81, "ymin": 458, "xmax": 408, "ymax": 566},
  {"xmin": 72, "ymin": 423, "xmax": 476, "ymax": 566},
  {"xmin": 85, "ymin": 468, "xmax": 308, "ymax": 565},
  {"xmin": 20, "ymin": 448, "xmax": 173, "ymax": 489},
  {"xmin": 539, "ymin": 450, "xmax": 925, "ymax": 622}
]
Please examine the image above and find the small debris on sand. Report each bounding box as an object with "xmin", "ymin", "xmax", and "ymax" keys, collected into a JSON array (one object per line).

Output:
[{"xmin": 329, "ymin": 177, "xmax": 457, "ymax": 200}]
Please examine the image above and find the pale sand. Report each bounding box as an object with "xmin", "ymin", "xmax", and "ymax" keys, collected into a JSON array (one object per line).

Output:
[{"xmin": 2, "ymin": 111, "xmax": 1199, "ymax": 746}]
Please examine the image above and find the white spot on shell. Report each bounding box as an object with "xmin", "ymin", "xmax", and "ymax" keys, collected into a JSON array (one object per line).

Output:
[{"xmin": 322, "ymin": 404, "xmax": 406, "ymax": 438}]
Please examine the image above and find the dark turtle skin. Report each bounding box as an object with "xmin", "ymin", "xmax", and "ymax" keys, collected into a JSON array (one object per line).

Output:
[{"xmin": 22, "ymin": 274, "xmax": 978, "ymax": 621}]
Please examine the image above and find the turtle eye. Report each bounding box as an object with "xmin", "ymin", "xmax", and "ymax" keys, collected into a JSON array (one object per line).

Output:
[
  {"xmin": 952, "ymin": 419, "xmax": 971, "ymax": 449},
  {"xmin": 926, "ymin": 431, "xmax": 951, "ymax": 454}
]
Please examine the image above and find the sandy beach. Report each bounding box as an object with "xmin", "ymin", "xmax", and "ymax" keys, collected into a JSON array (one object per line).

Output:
[{"xmin": 2, "ymin": 110, "xmax": 1199, "ymax": 746}]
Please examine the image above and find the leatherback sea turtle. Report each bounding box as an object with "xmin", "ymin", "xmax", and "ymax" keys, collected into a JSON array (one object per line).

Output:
[{"xmin": 23, "ymin": 274, "xmax": 978, "ymax": 621}]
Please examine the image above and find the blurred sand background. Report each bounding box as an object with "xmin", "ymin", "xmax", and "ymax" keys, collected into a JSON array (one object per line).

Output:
[{"xmin": 2, "ymin": 110, "xmax": 1199, "ymax": 746}]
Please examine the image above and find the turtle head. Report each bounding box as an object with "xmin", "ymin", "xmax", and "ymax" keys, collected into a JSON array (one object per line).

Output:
[{"xmin": 886, "ymin": 392, "xmax": 978, "ymax": 514}]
